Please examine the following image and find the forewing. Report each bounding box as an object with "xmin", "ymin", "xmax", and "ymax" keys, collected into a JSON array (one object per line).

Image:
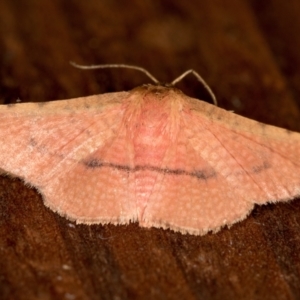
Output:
[
  {"xmin": 141, "ymin": 96, "xmax": 300, "ymax": 235},
  {"xmin": 0, "ymin": 92, "xmax": 138, "ymax": 223}
]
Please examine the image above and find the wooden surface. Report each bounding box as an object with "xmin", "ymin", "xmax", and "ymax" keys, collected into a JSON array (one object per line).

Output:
[{"xmin": 1, "ymin": 1, "xmax": 300, "ymax": 299}]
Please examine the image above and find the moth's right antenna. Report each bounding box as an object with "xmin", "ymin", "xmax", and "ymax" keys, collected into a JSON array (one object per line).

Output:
[{"xmin": 172, "ymin": 70, "xmax": 217, "ymax": 106}]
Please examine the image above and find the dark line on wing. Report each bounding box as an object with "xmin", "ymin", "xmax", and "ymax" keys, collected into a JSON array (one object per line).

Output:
[
  {"xmin": 251, "ymin": 161, "xmax": 271, "ymax": 174},
  {"xmin": 83, "ymin": 159, "xmax": 216, "ymax": 180}
]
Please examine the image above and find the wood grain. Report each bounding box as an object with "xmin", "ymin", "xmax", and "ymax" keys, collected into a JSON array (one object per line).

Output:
[{"xmin": 0, "ymin": 0, "xmax": 300, "ymax": 299}]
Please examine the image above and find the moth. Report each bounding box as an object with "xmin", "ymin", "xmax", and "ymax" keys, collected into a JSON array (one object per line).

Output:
[{"xmin": 0, "ymin": 64, "xmax": 299, "ymax": 235}]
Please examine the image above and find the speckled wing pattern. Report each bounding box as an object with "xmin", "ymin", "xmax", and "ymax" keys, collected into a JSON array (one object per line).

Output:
[
  {"xmin": 139, "ymin": 88, "xmax": 300, "ymax": 234},
  {"xmin": 0, "ymin": 92, "xmax": 137, "ymax": 224},
  {"xmin": 0, "ymin": 85, "xmax": 300, "ymax": 235}
]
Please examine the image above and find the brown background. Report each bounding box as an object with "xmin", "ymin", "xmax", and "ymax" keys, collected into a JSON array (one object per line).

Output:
[{"xmin": 1, "ymin": 1, "xmax": 300, "ymax": 299}]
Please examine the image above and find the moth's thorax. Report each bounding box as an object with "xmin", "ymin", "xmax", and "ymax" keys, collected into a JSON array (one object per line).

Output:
[
  {"xmin": 124, "ymin": 85, "xmax": 185, "ymax": 137},
  {"xmin": 124, "ymin": 85, "xmax": 185, "ymax": 157}
]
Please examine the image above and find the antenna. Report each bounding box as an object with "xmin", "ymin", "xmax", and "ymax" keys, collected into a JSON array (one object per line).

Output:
[{"xmin": 70, "ymin": 62, "xmax": 217, "ymax": 105}]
